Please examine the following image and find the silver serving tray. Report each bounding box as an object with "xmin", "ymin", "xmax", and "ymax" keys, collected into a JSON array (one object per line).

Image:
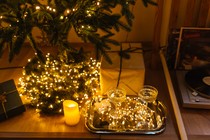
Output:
[{"xmin": 85, "ymin": 96, "xmax": 167, "ymax": 134}]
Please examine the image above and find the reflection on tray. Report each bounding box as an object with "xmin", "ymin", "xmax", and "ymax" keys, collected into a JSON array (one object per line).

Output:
[{"xmin": 85, "ymin": 96, "xmax": 167, "ymax": 134}]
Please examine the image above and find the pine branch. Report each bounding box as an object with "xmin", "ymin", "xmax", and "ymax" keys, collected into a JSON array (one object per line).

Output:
[
  {"xmin": 0, "ymin": 39, "xmax": 6, "ymax": 57},
  {"xmin": 0, "ymin": 0, "xmax": 157, "ymax": 63},
  {"xmin": 142, "ymin": 0, "xmax": 157, "ymax": 7},
  {"xmin": 27, "ymin": 33, "xmax": 45, "ymax": 63}
]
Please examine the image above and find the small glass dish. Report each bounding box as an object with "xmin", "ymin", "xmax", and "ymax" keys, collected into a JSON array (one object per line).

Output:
[{"xmin": 138, "ymin": 85, "xmax": 158, "ymax": 106}]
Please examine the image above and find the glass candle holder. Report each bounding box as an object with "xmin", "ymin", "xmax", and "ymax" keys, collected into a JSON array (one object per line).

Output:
[
  {"xmin": 107, "ymin": 88, "xmax": 126, "ymax": 115},
  {"xmin": 138, "ymin": 85, "xmax": 158, "ymax": 106},
  {"xmin": 106, "ymin": 87, "xmax": 127, "ymax": 131}
]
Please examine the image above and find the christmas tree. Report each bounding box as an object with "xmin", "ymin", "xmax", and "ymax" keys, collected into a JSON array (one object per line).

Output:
[
  {"xmin": 0, "ymin": 0, "xmax": 157, "ymax": 114},
  {"xmin": 0, "ymin": 0, "xmax": 156, "ymax": 63}
]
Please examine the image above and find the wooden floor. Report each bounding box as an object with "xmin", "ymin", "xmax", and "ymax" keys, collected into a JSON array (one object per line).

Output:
[{"xmin": 0, "ymin": 43, "xmax": 209, "ymax": 139}]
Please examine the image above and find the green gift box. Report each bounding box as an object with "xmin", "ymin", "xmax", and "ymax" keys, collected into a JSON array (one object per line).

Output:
[{"xmin": 0, "ymin": 79, "xmax": 26, "ymax": 121}]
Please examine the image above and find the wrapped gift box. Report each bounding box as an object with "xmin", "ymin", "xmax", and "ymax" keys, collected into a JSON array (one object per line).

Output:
[
  {"xmin": 100, "ymin": 43, "xmax": 145, "ymax": 95},
  {"xmin": 0, "ymin": 79, "xmax": 26, "ymax": 121}
]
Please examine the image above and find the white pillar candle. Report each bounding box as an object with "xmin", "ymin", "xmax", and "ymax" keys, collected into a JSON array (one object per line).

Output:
[{"xmin": 63, "ymin": 100, "xmax": 80, "ymax": 126}]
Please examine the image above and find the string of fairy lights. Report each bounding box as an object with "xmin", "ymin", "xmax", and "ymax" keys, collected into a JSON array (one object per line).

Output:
[
  {"xmin": 0, "ymin": 0, "xmax": 145, "ymax": 65},
  {"xmin": 1, "ymin": 0, "xmax": 127, "ymax": 114},
  {"xmin": 18, "ymin": 52, "xmax": 101, "ymax": 114},
  {"xmin": 1, "ymin": 1, "xmax": 163, "ymax": 130},
  {"xmin": 0, "ymin": 0, "xmax": 103, "ymax": 40},
  {"xmin": 17, "ymin": 51, "xmax": 164, "ymax": 130},
  {"xmin": 88, "ymin": 96, "xmax": 164, "ymax": 131}
]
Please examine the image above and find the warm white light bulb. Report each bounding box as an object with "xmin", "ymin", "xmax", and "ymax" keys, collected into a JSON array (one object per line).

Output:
[{"xmin": 35, "ymin": 6, "xmax": 40, "ymax": 10}]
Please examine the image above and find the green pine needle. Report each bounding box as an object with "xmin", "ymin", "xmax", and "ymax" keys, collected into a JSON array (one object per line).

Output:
[{"xmin": 0, "ymin": 0, "xmax": 157, "ymax": 63}]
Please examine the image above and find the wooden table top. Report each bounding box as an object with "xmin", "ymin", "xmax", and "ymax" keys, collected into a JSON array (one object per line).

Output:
[{"xmin": 0, "ymin": 43, "xmax": 186, "ymax": 139}]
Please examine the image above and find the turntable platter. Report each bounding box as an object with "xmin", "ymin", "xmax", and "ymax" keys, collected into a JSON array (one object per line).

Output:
[{"xmin": 185, "ymin": 66, "xmax": 210, "ymax": 98}]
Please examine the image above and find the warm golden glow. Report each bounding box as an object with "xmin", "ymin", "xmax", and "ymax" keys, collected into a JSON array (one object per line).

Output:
[{"xmin": 18, "ymin": 53, "xmax": 101, "ymax": 114}]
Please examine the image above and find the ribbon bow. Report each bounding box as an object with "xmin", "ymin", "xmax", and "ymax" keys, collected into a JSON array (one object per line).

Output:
[
  {"xmin": 0, "ymin": 94, "xmax": 7, "ymax": 102},
  {"xmin": 0, "ymin": 92, "xmax": 8, "ymax": 118}
]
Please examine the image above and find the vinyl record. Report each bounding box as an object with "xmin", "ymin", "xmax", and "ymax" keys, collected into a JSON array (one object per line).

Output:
[{"xmin": 185, "ymin": 66, "xmax": 210, "ymax": 98}]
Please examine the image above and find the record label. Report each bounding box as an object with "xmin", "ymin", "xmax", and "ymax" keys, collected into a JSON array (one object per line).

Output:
[{"xmin": 203, "ymin": 76, "xmax": 210, "ymax": 86}]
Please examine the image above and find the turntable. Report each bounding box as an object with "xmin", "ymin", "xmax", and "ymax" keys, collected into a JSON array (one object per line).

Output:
[{"xmin": 175, "ymin": 66, "xmax": 210, "ymax": 109}]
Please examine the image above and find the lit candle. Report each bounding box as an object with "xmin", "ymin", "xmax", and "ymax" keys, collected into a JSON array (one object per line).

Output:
[{"xmin": 63, "ymin": 100, "xmax": 80, "ymax": 126}]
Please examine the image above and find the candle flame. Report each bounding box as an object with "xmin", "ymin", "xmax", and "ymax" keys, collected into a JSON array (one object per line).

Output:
[{"xmin": 68, "ymin": 104, "xmax": 76, "ymax": 108}]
